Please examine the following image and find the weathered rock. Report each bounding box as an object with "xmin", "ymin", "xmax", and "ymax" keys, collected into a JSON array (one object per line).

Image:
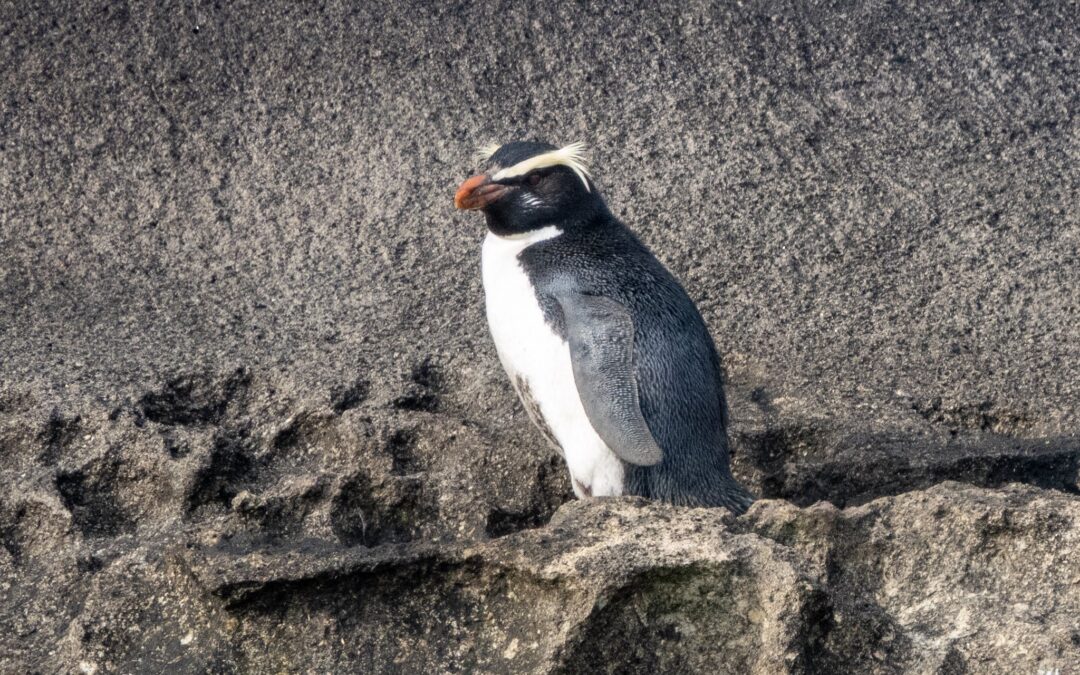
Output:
[
  {"xmin": 43, "ymin": 498, "xmax": 821, "ymax": 673},
  {"xmin": 747, "ymin": 483, "xmax": 1080, "ymax": 673},
  {"xmin": 16, "ymin": 487, "xmax": 1079, "ymax": 674},
  {"xmin": 181, "ymin": 499, "xmax": 824, "ymax": 674}
]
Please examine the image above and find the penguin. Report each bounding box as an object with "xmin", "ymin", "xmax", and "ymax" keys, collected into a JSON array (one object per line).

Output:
[{"xmin": 455, "ymin": 140, "xmax": 754, "ymax": 515}]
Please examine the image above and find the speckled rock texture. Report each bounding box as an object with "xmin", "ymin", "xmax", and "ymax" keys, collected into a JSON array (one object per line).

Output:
[{"xmin": 0, "ymin": 0, "xmax": 1077, "ymax": 672}]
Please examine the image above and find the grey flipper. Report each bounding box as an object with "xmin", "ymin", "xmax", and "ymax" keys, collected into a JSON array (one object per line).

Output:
[{"xmin": 555, "ymin": 292, "xmax": 664, "ymax": 466}]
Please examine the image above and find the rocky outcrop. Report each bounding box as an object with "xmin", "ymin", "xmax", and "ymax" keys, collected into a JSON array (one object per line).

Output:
[
  {"xmin": 747, "ymin": 484, "xmax": 1080, "ymax": 673},
  {"xmin": 5, "ymin": 464, "xmax": 1077, "ymax": 672},
  {"xmin": 1, "ymin": 0, "xmax": 1077, "ymax": 672}
]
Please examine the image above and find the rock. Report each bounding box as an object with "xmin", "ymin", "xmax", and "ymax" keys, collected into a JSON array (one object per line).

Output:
[
  {"xmin": 15, "ymin": 487, "xmax": 1080, "ymax": 673},
  {"xmin": 746, "ymin": 483, "xmax": 1080, "ymax": 673},
  {"xmin": 56, "ymin": 499, "xmax": 826, "ymax": 673},
  {"xmin": 1, "ymin": 0, "xmax": 1078, "ymax": 672}
]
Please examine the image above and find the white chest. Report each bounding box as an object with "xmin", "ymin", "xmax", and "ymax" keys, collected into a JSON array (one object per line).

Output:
[{"xmin": 480, "ymin": 228, "xmax": 623, "ymax": 498}]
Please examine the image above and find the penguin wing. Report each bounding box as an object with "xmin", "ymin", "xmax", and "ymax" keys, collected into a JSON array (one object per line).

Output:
[{"xmin": 555, "ymin": 292, "xmax": 664, "ymax": 466}]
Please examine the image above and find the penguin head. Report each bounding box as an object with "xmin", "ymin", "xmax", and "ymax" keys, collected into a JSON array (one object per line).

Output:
[{"xmin": 455, "ymin": 141, "xmax": 603, "ymax": 236}]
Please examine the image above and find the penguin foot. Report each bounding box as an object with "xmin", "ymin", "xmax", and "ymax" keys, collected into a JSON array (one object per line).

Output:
[{"xmin": 571, "ymin": 477, "xmax": 593, "ymax": 498}]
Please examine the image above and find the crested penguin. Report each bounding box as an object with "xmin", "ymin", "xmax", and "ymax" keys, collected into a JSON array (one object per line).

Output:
[{"xmin": 455, "ymin": 141, "xmax": 754, "ymax": 515}]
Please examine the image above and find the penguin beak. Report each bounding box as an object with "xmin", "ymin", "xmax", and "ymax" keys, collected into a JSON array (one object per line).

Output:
[{"xmin": 455, "ymin": 174, "xmax": 511, "ymax": 210}]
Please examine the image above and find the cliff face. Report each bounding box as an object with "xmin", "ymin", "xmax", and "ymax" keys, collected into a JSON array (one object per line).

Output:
[{"xmin": 1, "ymin": 1, "xmax": 1077, "ymax": 672}]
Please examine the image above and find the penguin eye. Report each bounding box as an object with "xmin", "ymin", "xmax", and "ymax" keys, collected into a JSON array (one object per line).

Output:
[{"xmin": 526, "ymin": 172, "xmax": 543, "ymax": 187}]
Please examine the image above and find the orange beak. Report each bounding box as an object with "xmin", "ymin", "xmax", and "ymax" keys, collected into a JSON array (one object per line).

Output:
[{"xmin": 454, "ymin": 174, "xmax": 511, "ymax": 210}]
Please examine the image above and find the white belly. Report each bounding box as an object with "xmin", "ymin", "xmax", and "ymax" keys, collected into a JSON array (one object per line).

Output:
[{"xmin": 481, "ymin": 227, "xmax": 624, "ymax": 498}]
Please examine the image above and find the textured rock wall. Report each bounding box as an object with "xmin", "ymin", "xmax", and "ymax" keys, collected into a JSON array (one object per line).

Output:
[{"xmin": 1, "ymin": 0, "xmax": 1077, "ymax": 672}]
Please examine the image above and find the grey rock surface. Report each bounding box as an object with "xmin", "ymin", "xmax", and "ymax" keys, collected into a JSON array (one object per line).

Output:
[
  {"xmin": 1, "ymin": 0, "xmax": 1078, "ymax": 672},
  {"xmin": 746, "ymin": 483, "xmax": 1080, "ymax": 673}
]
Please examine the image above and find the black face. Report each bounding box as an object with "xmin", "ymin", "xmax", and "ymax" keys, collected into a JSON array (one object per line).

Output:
[{"xmin": 464, "ymin": 141, "xmax": 604, "ymax": 237}]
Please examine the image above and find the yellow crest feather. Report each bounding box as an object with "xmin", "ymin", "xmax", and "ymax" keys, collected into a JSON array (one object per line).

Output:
[
  {"xmin": 473, "ymin": 143, "xmax": 502, "ymax": 164},
  {"xmin": 489, "ymin": 142, "xmax": 591, "ymax": 191}
]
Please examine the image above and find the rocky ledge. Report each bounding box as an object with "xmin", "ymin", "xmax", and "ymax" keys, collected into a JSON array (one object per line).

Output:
[{"xmin": 1, "ymin": 374, "xmax": 1077, "ymax": 673}]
